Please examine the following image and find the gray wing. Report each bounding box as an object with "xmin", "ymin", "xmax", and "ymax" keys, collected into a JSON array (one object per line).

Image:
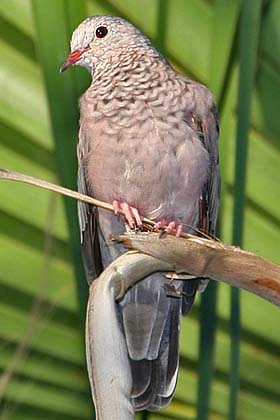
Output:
[
  {"xmin": 77, "ymin": 136, "xmax": 103, "ymax": 284},
  {"xmin": 184, "ymin": 83, "xmax": 220, "ymax": 297},
  {"xmin": 199, "ymin": 102, "xmax": 220, "ymax": 236},
  {"xmin": 185, "ymin": 83, "xmax": 220, "ymax": 235}
]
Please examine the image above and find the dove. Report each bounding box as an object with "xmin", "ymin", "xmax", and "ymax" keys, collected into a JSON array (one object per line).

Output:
[{"xmin": 61, "ymin": 15, "xmax": 220, "ymax": 411}]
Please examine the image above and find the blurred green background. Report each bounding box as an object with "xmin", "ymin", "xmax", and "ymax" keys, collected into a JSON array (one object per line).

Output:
[{"xmin": 0, "ymin": 0, "xmax": 279, "ymax": 419}]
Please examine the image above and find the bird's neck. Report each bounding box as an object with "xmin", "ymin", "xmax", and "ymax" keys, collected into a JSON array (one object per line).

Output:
[{"xmin": 87, "ymin": 48, "xmax": 169, "ymax": 100}]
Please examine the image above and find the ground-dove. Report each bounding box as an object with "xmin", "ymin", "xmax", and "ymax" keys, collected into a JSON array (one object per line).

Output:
[{"xmin": 61, "ymin": 15, "xmax": 220, "ymax": 411}]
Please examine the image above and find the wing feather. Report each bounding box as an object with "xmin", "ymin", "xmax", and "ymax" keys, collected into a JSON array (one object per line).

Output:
[{"xmin": 77, "ymin": 137, "xmax": 103, "ymax": 284}]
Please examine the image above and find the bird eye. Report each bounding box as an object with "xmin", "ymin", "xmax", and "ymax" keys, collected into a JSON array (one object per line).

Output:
[{"xmin": 95, "ymin": 26, "xmax": 108, "ymax": 38}]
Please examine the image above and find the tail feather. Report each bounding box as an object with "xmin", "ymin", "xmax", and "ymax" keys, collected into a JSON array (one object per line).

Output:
[
  {"xmin": 120, "ymin": 273, "xmax": 171, "ymax": 360},
  {"xmin": 131, "ymin": 294, "xmax": 182, "ymax": 411},
  {"xmin": 132, "ymin": 367, "xmax": 157, "ymax": 410},
  {"xmin": 182, "ymin": 278, "xmax": 199, "ymax": 315},
  {"xmin": 130, "ymin": 360, "xmax": 152, "ymax": 398}
]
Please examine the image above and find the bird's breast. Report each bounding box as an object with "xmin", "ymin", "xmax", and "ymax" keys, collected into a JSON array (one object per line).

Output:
[{"xmin": 81, "ymin": 93, "xmax": 209, "ymax": 225}]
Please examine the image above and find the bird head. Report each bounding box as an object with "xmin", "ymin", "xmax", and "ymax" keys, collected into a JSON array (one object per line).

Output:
[{"xmin": 60, "ymin": 15, "xmax": 153, "ymax": 75}]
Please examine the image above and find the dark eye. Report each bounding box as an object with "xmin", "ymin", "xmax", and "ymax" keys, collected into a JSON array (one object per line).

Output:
[{"xmin": 96, "ymin": 26, "xmax": 108, "ymax": 38}]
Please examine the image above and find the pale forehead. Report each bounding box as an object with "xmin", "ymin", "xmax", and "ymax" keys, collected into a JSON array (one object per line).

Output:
[{"xmin": 70, "ymin": 15, "xmax": 140, "ymax": 49}]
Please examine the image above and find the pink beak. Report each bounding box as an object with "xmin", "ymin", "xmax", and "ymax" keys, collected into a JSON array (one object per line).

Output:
[{"xmin": 60, "ymin": 48, "xmax": 90, "ymax": 72}]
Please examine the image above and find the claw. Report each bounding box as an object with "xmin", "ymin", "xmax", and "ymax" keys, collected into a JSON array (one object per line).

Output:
[
  {"xmin": 113, "ymin": 200, "xmax": 121, "ymax": 215},
  {"xmin": 154, "ymin": 219, "xmax": 183, "ymax": 237},
  {"xmin": 165, "ymin": 221, "xmax": 176, "ymax": 234},
  {"xmin": 175, "ymin": 224, "xmax": 183, "ymax": 237},
  {"xmin": 120, "ymin": 202, "xmax": 135, "ymax": 228},
  {"xmin": 153, "ymin": 219, "xmax": 167, "ymax": 231},
  {"xmin": 112, "ymin": 200, "xmax": 142, "ymax": 229},
  {"xmin": 130, "ymin": 206, "xmax": 142, "ymax": 227}
]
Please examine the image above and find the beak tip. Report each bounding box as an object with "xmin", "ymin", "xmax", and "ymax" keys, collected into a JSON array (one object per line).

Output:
[{"xmin": 59, "ymin": 63, "xmax": 67, "ymax": 73}]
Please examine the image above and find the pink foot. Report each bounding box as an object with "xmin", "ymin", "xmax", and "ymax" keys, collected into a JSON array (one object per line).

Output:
[
  {"xmin": 153, "ymin": 219, "xmax": 167, "ymax": 230},
  {"xmin": 113, "ymin": 200, "xmax": 142, "ymax": 229},
  {"xmin": 154, "ymin": 219, "xmax": 183, "ymax": 237}
]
